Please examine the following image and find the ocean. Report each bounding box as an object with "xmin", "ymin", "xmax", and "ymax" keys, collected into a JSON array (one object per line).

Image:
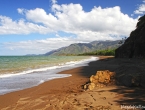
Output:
[{"xmin": 0, "ymin": 56, "xmax": 98, "ymax": 95}]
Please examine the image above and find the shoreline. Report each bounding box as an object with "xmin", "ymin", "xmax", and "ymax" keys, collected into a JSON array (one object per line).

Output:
[
  {"xmin": 0, "ymin": 56, "xmax": 145, "ymax": 109},
  {"xmin": 0, "ymin": 56, "xmax": 95, "ymax": 78},
  {"xmin": 0, "ymin": 56, "xmax": 96, "ymax": 95}
]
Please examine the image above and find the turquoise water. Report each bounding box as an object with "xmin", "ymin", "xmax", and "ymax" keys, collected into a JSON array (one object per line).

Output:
[
  {"xmin": 0, "ymin": 56, "xmax": 90, "ymax": 75},
  {"xmin": 0, "ymin": 55, "xmax": 97, "ymax": 95}
]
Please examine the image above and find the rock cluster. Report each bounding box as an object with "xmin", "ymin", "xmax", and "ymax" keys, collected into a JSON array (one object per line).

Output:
[{"xmin": 84, "ymin": 70, "xmax": 116, "ymax": 90}]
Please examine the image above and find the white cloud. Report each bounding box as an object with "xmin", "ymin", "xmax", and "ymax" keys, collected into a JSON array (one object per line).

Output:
[
  {"xmin": 51, "ymin": 0, "xmax": 57, "ymax": 4},
  {"xmin": 0, "ymin": 0, "xmax": 139, "ymax": 55},
  {"xmin": 2, "ymin": 37, "xmax": 86, "ymax": 55},
  {"xmin": 17, "ymin": 8, "xmax": 25, "ymax": 15},
  {"xmin": 0, "ymin": 16, "xmax": 53, "ymax": 34},
  {"xmin": 0, "ymin": 1, "xmax": 137, "ymax": 39},
  {"xmin": 134, "ymin": 1, "xmax": 145, "ymax": 15},
  {"xmin": 17, "ymin": 3, "xmax": 137, "ymax": 40},
  {"xmin": 24, "ymin": 8, "xmax": 58, "ymax": 29}
]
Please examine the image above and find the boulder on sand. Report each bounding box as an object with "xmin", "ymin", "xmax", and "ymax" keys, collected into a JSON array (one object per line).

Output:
[{"xmin": 84, "ymin": 70, "xmax": 116, "ymax": 90}]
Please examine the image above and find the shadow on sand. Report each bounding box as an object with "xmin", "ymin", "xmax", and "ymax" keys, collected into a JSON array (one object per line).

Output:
[{"xmin": 79, "ymin": 57, "xmax": 145, "ymax": 109}]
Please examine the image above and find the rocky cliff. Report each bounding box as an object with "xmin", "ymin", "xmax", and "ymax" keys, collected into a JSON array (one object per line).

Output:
[{"xmin": 115, "ymin": 15, "xmax": 145, "ymax": 58}]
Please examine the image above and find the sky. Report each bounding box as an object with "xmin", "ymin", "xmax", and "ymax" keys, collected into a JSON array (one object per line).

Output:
[{"xmin": 0, "ymin": 0, "xmax": 145, "ymax": 55}]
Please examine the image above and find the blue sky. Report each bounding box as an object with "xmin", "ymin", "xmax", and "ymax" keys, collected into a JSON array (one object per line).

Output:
[{"xmin": 0, "ymin": 0, "xmax": 145, "ymax": 55}]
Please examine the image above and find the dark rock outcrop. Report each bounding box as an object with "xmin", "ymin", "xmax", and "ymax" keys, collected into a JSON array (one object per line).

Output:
[
  {"xmin": 116, "ymin": 73, "xmax": 145, "ymax": 88},
  {"xmin": 115, "ymin": 14, "xmax": 145, "ymax": 58}
]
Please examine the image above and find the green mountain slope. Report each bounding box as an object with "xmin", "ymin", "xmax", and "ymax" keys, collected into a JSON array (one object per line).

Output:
[{"xmin": 45, "ymin": 40, "xmax": 120, "ymax": 55}]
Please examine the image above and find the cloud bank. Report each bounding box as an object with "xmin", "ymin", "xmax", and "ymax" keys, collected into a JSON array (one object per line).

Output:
[
  {"xmin": 1, "ymin": 1, "xmax": 137, "ymax": 38},
  {"xmin": 0, "ymin": 0, "xmax": 139, "ymax": 55},
  {"xmin": 134, "ymin": 0, "xmax": 145, "ymax": 15}
]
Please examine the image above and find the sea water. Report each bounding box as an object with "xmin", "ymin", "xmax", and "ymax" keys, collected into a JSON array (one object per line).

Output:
[{"xmin": 0, "ymin": 56, "xmax": 98, "ymax": 95}]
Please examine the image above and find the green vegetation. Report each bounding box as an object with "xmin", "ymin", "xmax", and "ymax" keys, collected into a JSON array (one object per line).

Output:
[
  {"xmin": 78, "ymin": 48, "xmax": 116, "ymax": 56},
  {"xmin": 45, "ymin": 40, "xmax": 120, "ymax": 56}
]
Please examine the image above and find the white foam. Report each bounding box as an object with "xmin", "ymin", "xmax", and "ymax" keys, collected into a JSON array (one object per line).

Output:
[
  {"xmin": 0, "ymin": 56, "xmax": 98, "ymax": 95},
  {"xmin": 38, "ymin": 80, "xmax": 45, "ymax": 84},
  {"xmin": 0, "ymin": 56, "xmax": 98, "ymax": 78},
  {"xmin": 0, "ymin": 88, "xmax": 18, "ymax": 94}
]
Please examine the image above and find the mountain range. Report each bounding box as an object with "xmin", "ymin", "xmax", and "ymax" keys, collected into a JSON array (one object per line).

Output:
[{"xmin": 45, "ymin": 40, "xmax": 120, "ymax": 56}]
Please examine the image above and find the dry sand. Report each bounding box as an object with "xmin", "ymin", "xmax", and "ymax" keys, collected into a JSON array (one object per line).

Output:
[{"xmin": 0, "ymin": 56, "xmax": 145, "ymax": 110}]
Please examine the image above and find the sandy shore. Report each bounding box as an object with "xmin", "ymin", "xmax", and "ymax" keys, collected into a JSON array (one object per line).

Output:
[{"xmin": 0, "ymin": 56, "xmax": 145, "ymax": 110}]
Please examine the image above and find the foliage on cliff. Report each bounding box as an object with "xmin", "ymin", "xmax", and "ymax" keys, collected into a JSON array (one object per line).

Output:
[
  {"xmin": 115, "ymin": 14, "xmax": 145, "ymax": 58},
  {"xmin": 78, "ymin": 48, "xmax": 116, "ymax": 56}
]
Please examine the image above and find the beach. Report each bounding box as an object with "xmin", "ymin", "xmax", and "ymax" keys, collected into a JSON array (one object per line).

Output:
[{"xmin": 0, "ymin": 56, "xmax": 145, "ymax": 110}]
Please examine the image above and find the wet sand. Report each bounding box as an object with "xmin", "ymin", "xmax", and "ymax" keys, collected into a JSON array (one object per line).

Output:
[{"xmin": 0, "ymin": 56, "xmax": 145, "ymax": 110}]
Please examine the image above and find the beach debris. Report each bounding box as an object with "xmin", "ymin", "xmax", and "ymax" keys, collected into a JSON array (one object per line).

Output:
[{"xmin": 84, "ymin": 70, "xmax": 116, "ymax": 90}]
